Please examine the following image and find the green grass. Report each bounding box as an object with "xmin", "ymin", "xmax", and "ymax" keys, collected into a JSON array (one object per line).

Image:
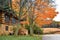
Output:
[{"xmin": 0, "ymin": 35, "xmax": 42, "ymax": 40}]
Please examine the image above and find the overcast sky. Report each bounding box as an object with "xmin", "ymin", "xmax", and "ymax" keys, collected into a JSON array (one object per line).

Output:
[{"xmin": 53, "ymin": 0, "xmax": 60, "ymax": 21}]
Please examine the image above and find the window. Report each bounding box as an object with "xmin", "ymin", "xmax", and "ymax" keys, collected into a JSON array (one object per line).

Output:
[
  {"xmin": 12, "ymin": 18, "xmax": 16, "ymax": 24},
  {"xmin": 5, "ymin": 15, "xmax": 10, "ymax": 23},
  {"xmin": 5, "ymin": 26, "xmax": 8, "ymax": 31}
]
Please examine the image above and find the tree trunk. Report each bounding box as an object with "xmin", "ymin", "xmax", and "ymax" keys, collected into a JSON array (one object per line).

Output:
[{"xmin": 14, "ymin": 23, "xmax": 21, "ymax": 36}]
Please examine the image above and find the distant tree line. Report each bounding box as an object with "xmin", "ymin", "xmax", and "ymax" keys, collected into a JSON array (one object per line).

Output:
[{"xmin": 42, "ymin": 21, "xmax": 60, "ymax": 28}]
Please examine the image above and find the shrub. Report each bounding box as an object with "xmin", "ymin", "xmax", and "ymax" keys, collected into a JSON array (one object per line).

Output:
[
  {"xmin": 33, "ymin": 24, "xmax": 43, "ymax": 34},
  {"xmin": 25, "ymin": 24, "xmax": 43, "ymax": 35}
]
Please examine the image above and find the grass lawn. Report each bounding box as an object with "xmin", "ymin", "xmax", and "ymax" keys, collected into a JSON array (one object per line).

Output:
[{"xmin": 0, "ymin": 35, "xmax": 42, "ymax": 40}]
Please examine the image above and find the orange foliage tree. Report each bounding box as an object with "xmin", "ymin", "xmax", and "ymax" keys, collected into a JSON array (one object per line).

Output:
[{"xmin": 11, "ymin": 0, "xmax": 58, "ymax": 27}]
